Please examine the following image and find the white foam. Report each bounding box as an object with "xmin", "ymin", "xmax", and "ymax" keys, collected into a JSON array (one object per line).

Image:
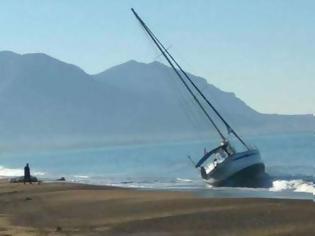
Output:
[
  {"xmin": 270, "ymin": 180, "xmax": 315, "ymax": 195},
  {"xmin": 0, "ymin": 166, "xmax": 23, "ymax": 177},
  {"xmin": 73, "ymin": 175, "xmax": 89, "ymax": 179},
  {"xmin": 176, "ymin": 178, "xmax": 193, "ymax": 182},
  {"xmin": 33, "ymin": 171, "xmax": 45, "ymax": 176},
  {"xmin": 0, "ymin": 166, "xmax": 45, "ymax": 178}
]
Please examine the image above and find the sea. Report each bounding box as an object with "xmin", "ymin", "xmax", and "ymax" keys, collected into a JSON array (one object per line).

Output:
[{"xmin": 0, "ymin": 132, "xmax": 314, "ymax": 200}]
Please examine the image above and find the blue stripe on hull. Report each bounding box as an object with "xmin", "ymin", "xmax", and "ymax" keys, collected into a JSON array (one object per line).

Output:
[
  {"xmin": 202, "ymin": 149, "xmax": 267, "ymax": 187},
  {"xmin": 232, "ymin": 152, "xmax": 257, "ymax": 161},
  {"xmin": 210, "ymin": 163, "xmax": 269, "ymax": 187}
]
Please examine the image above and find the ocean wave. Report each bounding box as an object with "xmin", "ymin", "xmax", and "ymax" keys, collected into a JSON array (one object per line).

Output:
[
  {"xmin": 33, "ymin": 171, "xmax": 45, "ymax": 176},
  {"xmin": 270, "ymin": 179, "xmax": 315, "ymax": 195},
  {"xmin": 73, "ymin": 175, "xmax": 89, "ymax": 179},
  {"xmin": 0, "ymin": 166, "xmax": 23, "ymax": 177},
  {"xmin": 176, "ymin": 178, "xmax": 193, "ymax": 182},
  {"xmin": 0, "ymin": 166, "xmax": 45, "ymax": 177}
]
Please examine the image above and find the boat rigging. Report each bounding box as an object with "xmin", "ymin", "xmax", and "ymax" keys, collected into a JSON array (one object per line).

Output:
[{"xmin": 131, "ymin": 8, "xmax": 266, "ymax": 187}]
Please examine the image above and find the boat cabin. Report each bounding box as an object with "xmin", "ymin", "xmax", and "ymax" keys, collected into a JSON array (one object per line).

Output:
[{"xmin": 196, "ymin": 141, "xmax": 235, "ymax": 178}]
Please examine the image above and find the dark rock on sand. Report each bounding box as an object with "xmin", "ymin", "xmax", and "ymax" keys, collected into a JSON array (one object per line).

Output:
[{"xmin": 56, "ymin": 177, "xmax": 66, "ymax": 181}]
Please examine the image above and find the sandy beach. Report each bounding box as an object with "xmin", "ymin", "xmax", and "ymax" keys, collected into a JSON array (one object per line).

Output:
[{"xmin": 0, "ymin": 180, "xmax": 313, "ymax": 236}]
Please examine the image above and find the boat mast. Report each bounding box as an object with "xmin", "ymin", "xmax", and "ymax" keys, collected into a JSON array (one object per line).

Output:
[
  {"xmin": 131, "ymin": 8, "xmax": 249, "ymax": 150},
  {"xmin": 131, "ymin": 8, "xmax": 226, "ymax": 140},
  {"xmin": 153, "ymin": 40, "xmax": 250, "ymax": 150}
]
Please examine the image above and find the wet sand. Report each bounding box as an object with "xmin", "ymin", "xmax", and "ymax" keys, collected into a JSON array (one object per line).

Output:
[{"xmin": 0, "ymin": 180, "xmax": 314, "ymax": 235}]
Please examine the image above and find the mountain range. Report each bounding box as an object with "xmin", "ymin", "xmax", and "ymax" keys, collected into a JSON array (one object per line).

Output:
[{"xmin": 0, "ymin": 51, "xmax": 314, "ymax": 149}]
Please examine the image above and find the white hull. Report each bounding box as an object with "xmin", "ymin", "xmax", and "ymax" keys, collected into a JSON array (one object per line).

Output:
[{"xmin": 202, "ymin": 149, "xmax": 265, "ymax": 186}]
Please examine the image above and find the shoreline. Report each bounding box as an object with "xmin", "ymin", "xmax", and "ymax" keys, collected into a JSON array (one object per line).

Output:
[
  {"xmin": 4, "ymin": 176, "xmax": 315, "ymax": 201},
  {"xmin": 0, "ymin": 180, "xmax": 314, "ymax": 235},
  {"xmin": 32, "ymin": 178, "xmax": 315, "ymax": 201}
]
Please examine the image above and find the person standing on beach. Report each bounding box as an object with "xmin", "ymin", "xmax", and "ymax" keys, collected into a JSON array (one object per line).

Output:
[{"xmin": 24, "ymin": 163, "xmax": 32, "ymax": 184}]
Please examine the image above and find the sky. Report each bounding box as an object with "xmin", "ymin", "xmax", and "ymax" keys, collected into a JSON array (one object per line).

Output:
[{"xmin": 0, "ymin": 0, "xmax": 314, "ymax": 115}]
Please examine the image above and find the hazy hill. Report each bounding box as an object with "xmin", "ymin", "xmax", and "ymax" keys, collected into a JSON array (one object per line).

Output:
[
  {"xmin": 0, "ymin": 51, "xmax": 314, "ymax": 149},
  {"xmin": 94, "ymin": 59, "xmax": 315, "ymax": 135}
]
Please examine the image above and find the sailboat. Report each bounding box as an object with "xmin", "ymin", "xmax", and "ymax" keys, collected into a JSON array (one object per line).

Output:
[{"xmin": 131, "ymin": 9, "xmax": 266, "ymax": 187}]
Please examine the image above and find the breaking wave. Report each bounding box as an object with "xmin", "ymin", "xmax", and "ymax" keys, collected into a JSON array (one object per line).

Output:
[
  {"xmin": 0, "ymin": 166, "xmax": 23, "ymax": 177},
  {"xmin": 73, "ymin": 175, "xmax": 89, "ymax": 179},
  {"xmin": 0, "ymin": 166, "xmax": 45, "ymax": 177},
  {"xmin": 176, "ymin": 178, "xmax": 193, "ymax": 182},
  {"xmin": 270, "ymin": 179, "xmax": 315, "ymax": 195}
]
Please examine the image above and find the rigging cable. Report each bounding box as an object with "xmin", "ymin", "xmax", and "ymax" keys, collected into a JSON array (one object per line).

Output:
[
  {"xmin": 131, "ymin": 8, "xmax": 249, "ymax": 150},
  {"xmin": 131, "ymin": 8, "xmax": 225, "ymax": 141}
]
